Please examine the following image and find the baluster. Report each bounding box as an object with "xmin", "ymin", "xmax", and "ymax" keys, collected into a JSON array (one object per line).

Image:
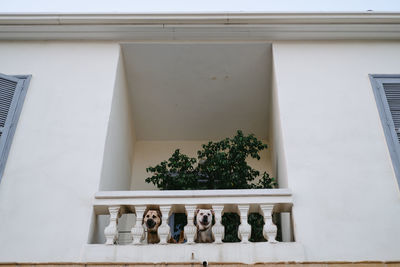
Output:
[
  {"xmin": 104, "ymin": 206, "xmax": 120, "ymax": 245},
  {"xmin": 260, "ymin": 204, "xmax": 277, "ymax": 243},
  {"xmin": 158, "ymin": 205, "xmax": 171, "ymax": 244},
  {"xmin": 184, "ymin": 205, "xmax": 196, "ymax": 244},
  {"xmin": 131, "ymin": 205, "xmax": 146, "ymax": 245},
  {"xmin": 212, "ymin": 205, "xmax": 224, "ymax": 243},
  {"xmin": 238, "ymin": 204, "xmax": 251, "ymax": 243}
]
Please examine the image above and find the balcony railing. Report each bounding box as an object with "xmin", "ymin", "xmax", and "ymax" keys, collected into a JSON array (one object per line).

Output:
[
  {"xmin": 84, "ymin": 189, "xmax": 304, "ymax": 263},
  {"xmin": 92, "ymin": 189, "xmax": 293, "ymax": 245}
]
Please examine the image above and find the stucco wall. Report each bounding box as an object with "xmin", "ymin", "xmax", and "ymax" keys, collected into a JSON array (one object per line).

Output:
[
  {"xmin": 0, "ymin": 42, "xmax": 120, "ymax": 262},
  {"xmin": 1, "ymin": 40, "xmax": 400, "ymax": 263},
  {"xmin": 99, "ymin": 49, "xmax": 135, "ymax": 191},
  {"xmin": 271, "ymin": 63, "xmax": 288, "ymax": 188},
  {"xmin": 273, "ymin": 41, "xmax": 400, "ymax": 261}
]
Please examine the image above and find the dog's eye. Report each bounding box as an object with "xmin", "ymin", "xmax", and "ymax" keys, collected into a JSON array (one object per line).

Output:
[
  {"xmin": 146, "ymin": 215, "xmax": 150, "ymax": 218},
  {"xmin": 200, "ymin": 213, "xmax": 203, "ymax": 216},
  {"xmin": 152, "ymin": 215, "xmax": 156, "ymax": 219}
]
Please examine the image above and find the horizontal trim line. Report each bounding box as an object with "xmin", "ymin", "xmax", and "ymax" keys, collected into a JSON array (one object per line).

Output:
[
  {"xmin": 1, "ymin": 261, "xmax": 400, "ymax": 265},
  {"xmin": 1, "ymin": 12, "xmax": 400, "ymax": 25},
  {"xmin": 1, "ymin": 12, "xmax": 400, "ymax": 40},
  {"xmin": 95, "ymin": 188, "xmax": 292, "ymax": 199}
]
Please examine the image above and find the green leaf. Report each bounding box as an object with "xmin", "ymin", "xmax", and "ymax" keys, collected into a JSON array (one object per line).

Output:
[{"xmin": 145, "ymin": 130, "xmax": 273, "ymax": 190}]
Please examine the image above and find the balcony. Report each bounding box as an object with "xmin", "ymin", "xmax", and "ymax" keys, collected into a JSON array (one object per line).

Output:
[
  {"xmin": 86, "ymin": 42, "xmax": 300, "ymax": 263},
  {"xmin": 83, "ymin": 189, "xmax": 304, "ymax": 264}
]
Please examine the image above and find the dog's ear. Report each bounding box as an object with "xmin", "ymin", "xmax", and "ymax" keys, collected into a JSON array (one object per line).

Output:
[
  {"xmin": 211, "ymin": 210, "xmax": 215, "ymax": 225},
  {"xmin": 193, "ymin": 209, "xmax": 199, "ymax": 226},
  {"xmin": 157, "ymin": 209, "xmax": 162, "ymax": 225},
  {"xmin": 142, "ymin": 207, "xmax": 149, "ymax": 225}
]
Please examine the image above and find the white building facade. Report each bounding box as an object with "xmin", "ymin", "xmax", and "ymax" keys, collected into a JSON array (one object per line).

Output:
[{"xmin": 0, "ymin": 12, "xmax": 399, "ymax": 265}]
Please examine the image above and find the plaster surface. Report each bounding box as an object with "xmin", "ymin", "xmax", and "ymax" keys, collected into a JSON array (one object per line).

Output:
[
  {"xmin": 273, "ymin": 41, "xmax": 400, "ymax": 261},
  {"xmin": 99, "ymin": 49, "xmax": 135, "ymax": 191},
  {"xmin": 122, "ymin": 42, "xmax": 271, "ymax": 141},
  {"xmin": 0, "ymin": 41, "xmax": 120, "ymax": 262},
  {"xmin": 2, "ymin": 40, "xmax": 400, "ymax": 263},
  {"xmin": 82, "ymin": 242, "xmax": 305, "ymax": 263}
]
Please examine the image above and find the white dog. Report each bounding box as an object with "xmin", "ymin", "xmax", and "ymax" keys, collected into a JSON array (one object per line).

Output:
[{"xmin": 194, "ymin": 209, "xmax": 214, "ymax": 243}]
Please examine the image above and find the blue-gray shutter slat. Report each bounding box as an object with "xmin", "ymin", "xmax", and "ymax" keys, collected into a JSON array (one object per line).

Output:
[
  {"xmin": 0, "ymin": 73, "xmax": 26, "ymax": 180},
  {"xmin": 383, "ymin": 83, "xmax": 400, "ymax": 142},
  {"xmin": 370, "ymin": 75, "xmax": 400, "ymax": 188}
]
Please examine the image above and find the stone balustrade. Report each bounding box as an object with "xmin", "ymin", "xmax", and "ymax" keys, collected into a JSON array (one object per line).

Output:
[{"xmin": 93, "ymin": 189, "xmax": 293, "ymax": 245}]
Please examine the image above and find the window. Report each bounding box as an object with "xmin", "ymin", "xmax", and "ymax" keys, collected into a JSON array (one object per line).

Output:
[
  {"xmin": 370, "ymin": 74, "xmax": 400, "ymax": 185},
  {"xmin": 0, "ymin": 73, "xmax": 31, "ymax": 182}
]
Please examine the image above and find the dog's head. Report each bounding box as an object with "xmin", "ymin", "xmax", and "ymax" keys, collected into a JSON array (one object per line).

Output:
[
  {"xmin": 194, "ymin": 209, "xmax": 214, "ymax": 231},
  {"xmin": 142, "ymin": 208, "xmax": 162, "ymax": 233}
]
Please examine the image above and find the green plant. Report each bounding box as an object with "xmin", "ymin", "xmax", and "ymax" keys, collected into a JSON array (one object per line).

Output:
[
  {"xmin": 145, "ymin": 149, "xmax": 199, "ymax": 190},
  {"xmin": 248, "ymin": 213, "xmax": 267, "ymax": 242},
  {"xmin": 221, "ymin": 213, "xmax": 241, "ymax": 242},
  {"xmin": 145, "ymin": 130, "xmax": 277, "ymax": 190},
  {"xmin": 145, "ymin": 131, "xmax": 277, "ymax": 243},
  {"xmin": 221, "ymin": 212, "xmax": 280, "ymax": 242}
]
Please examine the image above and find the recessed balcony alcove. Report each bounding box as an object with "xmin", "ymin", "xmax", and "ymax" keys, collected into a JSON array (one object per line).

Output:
[
  {"xmin": 86, "ymin": 42, "xmax": 296, "ymax": 263},
  {"xmin": 99, "ymin": 42, "xmax": 287, "ymax": 191}
]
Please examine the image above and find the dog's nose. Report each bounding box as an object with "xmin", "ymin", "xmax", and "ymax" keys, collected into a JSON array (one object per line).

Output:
[
  {"xmin": 146, "ymin": 219, "xmax": 156, "ymax": 228},
  {"xmin": 202, "ymin": 215, "xmax": 208, "ymax": 222}
]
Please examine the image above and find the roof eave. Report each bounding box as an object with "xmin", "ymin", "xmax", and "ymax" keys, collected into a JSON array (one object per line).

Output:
[{"xmin": 1, "ymin": 12, "xmax": 400, "ymax": 40}]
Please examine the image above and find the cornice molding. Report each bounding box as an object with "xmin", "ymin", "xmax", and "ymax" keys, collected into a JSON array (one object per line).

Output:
[
  {"xmin": 2, "ymin": 12, "xmax": 400, "ymax": 24},
  {"xmin": 1, "ymin": 12, "xmax": 400, "ymax": 40}
]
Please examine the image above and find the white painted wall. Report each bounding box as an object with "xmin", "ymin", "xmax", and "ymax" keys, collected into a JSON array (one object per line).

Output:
[
  {"xmin": 130, "ymin": 140, "xmax": 272, "ymax": 190},
  {"xmin": 99, "ymin": 49, "xmax": 135, "ymax": 191},
  {"xmin": 271, "ymin": 64, "xmax": 292, "ymax": 241},
  {"xmin": 0, "ymin": 42, "xmax": 120, "ymax": 262},
  {"xmin": 271, "ymin": 62, "xmax": 288, "ymax": 188},
  {"xmin": 273, "ymin": 41, "xmax": 400, "ymax": 261},
  {"xmin": 2, "ymin": 40, "xmax": 400, "ymax": 263},
  {"xmin": 122, "ymin": 42, "xmax": 271, "ymax": 141}
]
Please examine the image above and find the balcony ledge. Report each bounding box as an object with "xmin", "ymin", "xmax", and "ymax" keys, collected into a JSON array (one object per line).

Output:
[
  {"xmin": 95, "ymin": 188, "xmax": 292, "ymax": 198},
  {"xmin": 82, "ymin": 242, "xmax": 305, "ymax": 264},
  {"xmin": 93, "ymin": 188, "xmax": 293, "ymax": 214}
]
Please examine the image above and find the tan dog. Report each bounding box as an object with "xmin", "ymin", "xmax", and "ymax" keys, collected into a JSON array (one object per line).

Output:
[
  {"xmin": 142, "ymin": 208, "xmax": 162, "ymax": 244},
  {"xmin": 194, "ymin": 209, "xmax": 214, "ymax": 243},
  {"xmin": 169, "ymin": 230, "xmax": 185, "ymax": 244}
]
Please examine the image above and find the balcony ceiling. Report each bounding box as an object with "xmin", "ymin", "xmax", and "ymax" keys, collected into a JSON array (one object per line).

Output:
[{"xmin": 122, "ymin": 42, "xmax": 271, "ymax": 141}]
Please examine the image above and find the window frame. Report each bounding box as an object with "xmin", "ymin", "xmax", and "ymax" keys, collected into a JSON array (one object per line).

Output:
[
  {"xmin": 369, "ymin": 74, "xmax": 400, "ymax": 186},
  {"xmin": 0, "ymin": 74, "xmax": 31, "ymax": 182}
]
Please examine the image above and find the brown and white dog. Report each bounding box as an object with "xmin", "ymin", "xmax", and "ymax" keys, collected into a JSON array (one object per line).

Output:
[
  {"xmin": 142, "ymin": 208, "xmax": 162, "ymax": 244},
  {"xmin": 194, "ymin": 209, "xmax": 214, "ymax": 243}
]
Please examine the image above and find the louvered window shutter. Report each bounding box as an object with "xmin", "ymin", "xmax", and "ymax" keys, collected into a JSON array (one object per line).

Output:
[
  {"xmin": 370, "ymin": 75, "xmax": 400, "ymax": 186},
  {"xmin": 0, "ymin": 73, "xmax": 30, "ymax": 181},
  {"xmin": 383, "ymin": 83, "xmax": 400, "ymax": 142}
]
